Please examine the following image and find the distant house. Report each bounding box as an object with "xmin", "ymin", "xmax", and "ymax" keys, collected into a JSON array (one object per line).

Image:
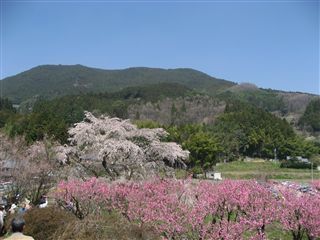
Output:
[{"xmin": 205, "ymin": 171, "xmax": 222, "ymax": 180}]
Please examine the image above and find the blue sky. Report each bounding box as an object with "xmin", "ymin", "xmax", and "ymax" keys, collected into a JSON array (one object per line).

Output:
[{"xmin": 1, "ymin": 0, "xmax": 319, "ymax": 94}]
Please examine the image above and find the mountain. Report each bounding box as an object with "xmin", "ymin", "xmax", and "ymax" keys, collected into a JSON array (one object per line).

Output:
[
  {"xmin": 0, "ymin": 64, "xmax": 235, "ymax": 103},
  {"xmin": 1, "ymin": 64, "xmax": 318, "ymax": 132}
]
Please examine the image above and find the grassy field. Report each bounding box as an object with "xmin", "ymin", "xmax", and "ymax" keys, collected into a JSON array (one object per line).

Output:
[{"xmin": 215, "ymin": 160, "xmax": 320, "ymax": 181}]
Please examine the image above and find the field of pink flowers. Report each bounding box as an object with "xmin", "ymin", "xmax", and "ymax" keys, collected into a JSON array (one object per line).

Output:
[{"xmin": 55, "ymin": 178, "xmax": 320, "ymax": 240}]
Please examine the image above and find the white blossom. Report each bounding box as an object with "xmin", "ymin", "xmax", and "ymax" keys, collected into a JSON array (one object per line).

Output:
[
  {"xmin": 98, "ymin": 139, "xmax": 145, "ymax": 164},
  {"xmin": 67, "ymin": 112, "xmax": 189, "ymax": 178},
  {"xmin": 53, "ymin": 145, "xmax": 73, "ymax": 164},
  {"xmin": 145, "ymin": 142, "xmax": 189, "ymax": 168}
]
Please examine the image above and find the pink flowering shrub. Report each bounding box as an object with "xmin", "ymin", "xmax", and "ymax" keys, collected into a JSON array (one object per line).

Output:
[
  {"xmin": 191, "ymin": 180, "xmax": 279, "ymax": 240},
  {"xmin": 55, "ymin": 178, "xmax": 320, "ymax": 239},
  {"xmin": 279, "ymin": 188, "xmax": 320, "ymax": 240},
  {"xmin": 125, "ymin": 179, "xmax": 192, "ymax": 238},
  {"xmin": 56, "ymin": 178, "xmax": 111, "ymax": 219}
]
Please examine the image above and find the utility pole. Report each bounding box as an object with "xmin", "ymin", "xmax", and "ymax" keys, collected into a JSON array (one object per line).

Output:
[{"xmin": 274, "ymin": 148, "xmax": 277, "ymax": 161}]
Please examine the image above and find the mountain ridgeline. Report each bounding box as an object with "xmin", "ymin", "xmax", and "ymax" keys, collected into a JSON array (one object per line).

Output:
[
  {"xmin": 1, "ymin": 64, "xmax": 317, "ymax": 121},
  {"xmin": 1, "ymin": 64, "xmax": 235, "ymax": 104},
  {"xmin": 0, "ymin": 64, "xmax": 318, "ymax": 140}
]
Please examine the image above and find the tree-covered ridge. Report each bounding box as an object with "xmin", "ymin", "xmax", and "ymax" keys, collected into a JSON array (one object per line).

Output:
[
  {"xmin": 3, "ymin": 83, "xmax": 196, "ymax": 143},
  {"xmin": 1, "ymin": 64, "xmax": 235, "ymax": 103},
  {"xmin": 212, "ymin": 102, "xmax": 318, "ymax": 160},
  {"xmin": 128, "ymin": 95, "xmax": 225, "ymax": 125},
  {"xmin": 103, "ymin": 82, "xmax": 194, "ymax": 102},
  {"xmin": 215, "ymin": 85, "xmax": 319, "ymax": 135},
  {"xmin": 217, "ymin": 85, "xmax": 287, "ymax": 113},
  {"xmin": 299, "ymin": 98, "xmax": 320, "ymax": 132}
]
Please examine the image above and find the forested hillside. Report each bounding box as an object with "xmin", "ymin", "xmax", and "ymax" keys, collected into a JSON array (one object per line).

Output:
[
  {"xmin": 1, "ymin": 64, "xmax": 234, "ymax": 103},
  {"xmin": 2, "ymin": 83, "xmax": 198, "ymax": 142},
  {"xmin": 217, "ymin": 83, "xmax": 286, "ymax": 112},
  {"xmin": 299, "ymin": 98, "xmax": 320, "ymax": 132},
  {"xmin": 1, "ymin": 65, "xmax": 316, "ymax": 128}
]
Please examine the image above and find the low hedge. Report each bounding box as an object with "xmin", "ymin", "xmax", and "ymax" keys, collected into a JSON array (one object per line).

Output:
[{"xmin": 280, "ymin": 160, "xmax": 317, "ymax": 169}]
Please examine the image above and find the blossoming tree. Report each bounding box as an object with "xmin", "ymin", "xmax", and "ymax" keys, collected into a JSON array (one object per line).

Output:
[
  {"xmin": 66, "ymin": 112, "xmax": 189, "ymax": 180},
  {"xmin": 279, "ymin": 188, "xmax": 320, "ymax": 240}
]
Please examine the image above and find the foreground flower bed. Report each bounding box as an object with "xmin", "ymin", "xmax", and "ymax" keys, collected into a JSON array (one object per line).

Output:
[{"xmin": 55, "ymin": 178, "xmax": 320, "ymax": 240}]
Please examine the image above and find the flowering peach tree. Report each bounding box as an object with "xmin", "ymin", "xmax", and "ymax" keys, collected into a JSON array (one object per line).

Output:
[
  {"xmin": 55, "ymin": 178, "xmax": 320, "ymax": 239},
  {"xmin": 279, "ymin": 188, "xmax": 320, "ymax": 240}
]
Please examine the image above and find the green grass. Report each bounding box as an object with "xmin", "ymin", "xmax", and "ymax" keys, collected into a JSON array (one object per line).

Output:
[
  {"xmin": 215, "ymin": 160, "xmax": 320, "ymax": 181},
  {"xmin": 175, "ymin": 169, "xmax": 190, "ymax": 179}
]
